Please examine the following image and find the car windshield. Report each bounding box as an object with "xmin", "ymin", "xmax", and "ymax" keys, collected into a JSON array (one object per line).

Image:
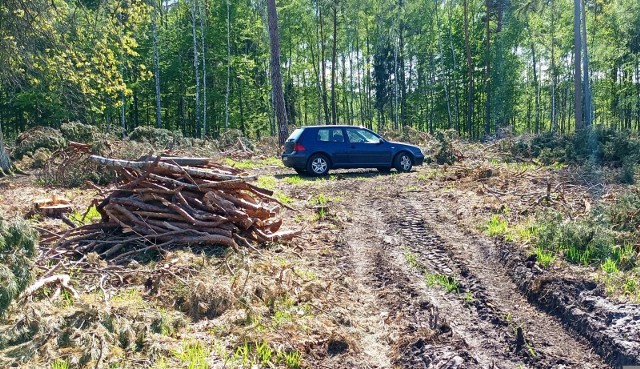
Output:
[{"xmin": 346, "ymin": 128, "xmax": 381, "ymax": 144}]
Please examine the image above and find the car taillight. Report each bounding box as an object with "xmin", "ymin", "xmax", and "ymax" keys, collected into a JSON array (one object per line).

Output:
[{"xmin": 294, "ymin": 143, "xmax": 305, "ymax": 151}]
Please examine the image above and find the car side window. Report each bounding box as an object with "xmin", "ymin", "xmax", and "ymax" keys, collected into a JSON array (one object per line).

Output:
[
  {"xmin": 317, "ymin": 128, "xmax": 344, "ymax": 143},
  {"xmin": 346, "ymin": 128, "xmax": 380, "ymax": 144}
]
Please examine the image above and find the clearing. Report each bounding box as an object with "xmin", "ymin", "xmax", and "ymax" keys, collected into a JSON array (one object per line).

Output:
[{"xmin": 0, "ymin": 142, "xmax": 639, "ymax": 369}]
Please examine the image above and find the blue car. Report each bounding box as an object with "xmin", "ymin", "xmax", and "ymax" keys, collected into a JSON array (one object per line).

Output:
[{"xmin": 281, "ymin": 125, "xmax": 425, "ymax": 176}]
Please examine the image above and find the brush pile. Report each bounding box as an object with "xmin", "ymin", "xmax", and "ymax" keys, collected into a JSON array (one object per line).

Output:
[{"xmin": 44, "ymin": 155, "xmax": 298, "ymax": 261}]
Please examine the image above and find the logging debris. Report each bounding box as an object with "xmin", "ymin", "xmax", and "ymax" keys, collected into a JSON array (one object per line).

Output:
[{"xmin": 41, "ymin": 155, "xmax": 299, "ymax": 261}]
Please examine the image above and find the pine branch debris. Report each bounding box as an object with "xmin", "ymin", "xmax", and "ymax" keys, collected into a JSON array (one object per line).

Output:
[{"xmin": 41, "ymin": 155, "xmax": 299, "ymax": 260}]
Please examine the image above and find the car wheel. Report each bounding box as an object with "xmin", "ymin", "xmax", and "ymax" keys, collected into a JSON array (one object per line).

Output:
[
  {"xmin": 394, "ymin": 152, "xmax": 413, "ymax": 172},
  {"xmin": 294, "ymin": 168, "xmax": 308, "ymax": 175},
  {"xmin": 307, "ymin": 154, "xmax": 330, "ymax": 176},
  {"xmin": 377, "ymin": 167, "xmax": 391, "ymax": 174}
]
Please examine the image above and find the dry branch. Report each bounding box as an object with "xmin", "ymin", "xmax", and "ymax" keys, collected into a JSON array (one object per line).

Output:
[
  {"xmin": 44, "ymin": 155, "xmax": 299, "ymax": 262},
  {"xmin": 20, "ymin": 274, "xmax": 79, "ymax": 300}
]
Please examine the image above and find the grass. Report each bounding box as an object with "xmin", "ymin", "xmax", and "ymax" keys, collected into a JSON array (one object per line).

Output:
[
  {"xmin": 534, "ymin": 247, "xmax": 555, "ymax": 268},
  {"xmin": 51, "ymin": 359, "xmax": 69, "ymax": 369},
  {"xmin": 69, "ymin": 205, "xmax": 102, "ymax": 226},
  {"xmin": 417, "ymin": 170, "xmax": 439, "ymax": 182},
  {"xmin": 485, "ymin": 214, "xmax": 508, "ymax": 237},
  {"xmin": 601, "ymin": 257, "xmax": 619, "ymax": 274},
  {"xmin": 257, "ymin": 175, "xmax": 277, "ymax": 190},
  {"xmin": 282, "ymin": 175, "xmax": 306, "ymax": 185},
  {"xmin": 214, "ymin": 340, "xmax": 303, "ymax": 369},
  {"xmin": 425, "ymin": 273, "xmax": 460, "ymax": 293},
  {"xmin": 224, "ymin": 157, "xmax": 283, "ymax": 169},
  {"xmin": 174, "ymin": 341, "xmax": 208, "ymax": 369},
  {"xmin": 405, "ymin": 249, "xmax": 460, "ymax": 294},
  {"xmin": 274, "ymin": 192, "xmax": 295, "ymax": 207}
]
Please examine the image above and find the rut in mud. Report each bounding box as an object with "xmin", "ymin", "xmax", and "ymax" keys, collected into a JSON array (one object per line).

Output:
[{"xmin": 339, "ymin": 180, "xmax": 611, "ymax": 368}]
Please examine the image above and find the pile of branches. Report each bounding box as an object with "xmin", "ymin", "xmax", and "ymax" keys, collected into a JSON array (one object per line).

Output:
[{"xmin": 42, "ymin": 155, "xmax": 298, "ymax": 261}]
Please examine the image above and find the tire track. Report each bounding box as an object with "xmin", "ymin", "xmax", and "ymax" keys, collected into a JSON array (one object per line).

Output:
[{"xmin": 391, "ymin": 195, "xmax": 609, "ymax": 368}]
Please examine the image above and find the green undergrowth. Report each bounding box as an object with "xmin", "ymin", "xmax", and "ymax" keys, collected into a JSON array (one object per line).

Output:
[
  {"xmin": 485, "ymin": 190, "xmax": 640, "ymax": 300},
  {"xmin": 504, "ymin": 127, "xmax": 640, "ymax": 183}
]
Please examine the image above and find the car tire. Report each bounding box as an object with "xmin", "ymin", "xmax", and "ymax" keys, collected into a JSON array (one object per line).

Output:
[
  {"xmin": 377, "ymin": 167, "xmax": 391, "ymax": 174},
  {"xmin": 394, "ymin": 152, "xmax": 413, "ymax": 172},
  {"xmin": 294, "ymin": 168, "xmax": 308, "ymax": 175},
  {"xmin": 307, "ymin": 154, "xmax": 330, "ymax": 176}
]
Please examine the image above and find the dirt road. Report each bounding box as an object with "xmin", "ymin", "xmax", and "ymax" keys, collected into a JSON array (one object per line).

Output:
[{"xmin": 294, "ymin": 169, "xmax": 640, "ymax": 368}]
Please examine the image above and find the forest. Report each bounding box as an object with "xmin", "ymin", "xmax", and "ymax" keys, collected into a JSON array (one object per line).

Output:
[{"xmin": 2, "ymin": 0, "xmax": 640, "ymax": 143}]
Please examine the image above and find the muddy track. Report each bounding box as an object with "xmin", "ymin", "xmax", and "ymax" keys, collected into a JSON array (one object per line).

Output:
[{"xmin": 340, "ymin": 184, "xmax": 614, "ymax": 368}]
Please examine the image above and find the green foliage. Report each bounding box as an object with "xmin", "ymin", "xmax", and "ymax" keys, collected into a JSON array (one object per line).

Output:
[
  {"xmin": 127, "ymin": 126, "xmax": 186, "ymax": 149},
  {"xmin": 31, "ymin": 147, "xmax": 52, "ymax": 169},
  {"xmin": 604, "ymin": 191, "xmax": 640, "ymax": 233},
  {"xmin": 60, "ymin": 121, "xmax": 101, "ymax": 143},
  {"xmin": 0, "ymin": 218, "xmax": 38, "ymax": 315},
  {"xmin": 12, "ymin": 127, "xmax": 67, "ymax": 160},
  {"xmin": 532, "ymin": 197, "xmax": 640, "ymax": 271},
  {"xmin": 69, "ymin": 205, "xmax": 102, "ymax": 226},
  {"xmin": 508, "ymin": 127, "xmax": 640, "ymax": 170},
  {"xmin": 434, "ymin": 130, "xmax": 458, "ymax": 165}
]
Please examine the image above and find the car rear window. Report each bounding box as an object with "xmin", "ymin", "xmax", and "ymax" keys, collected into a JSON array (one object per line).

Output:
[{"xmin": 286, "ymin": 128, "xmax": 304, "ymax": 142}]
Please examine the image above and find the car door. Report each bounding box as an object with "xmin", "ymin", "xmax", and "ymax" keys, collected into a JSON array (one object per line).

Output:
[
  {"xmin": 314, "ymin": 127, "xmax": 349, "ymax": 167},
  {"xmin": 345, "ymin": 128, "xmax": 391, "ymax": 166}
]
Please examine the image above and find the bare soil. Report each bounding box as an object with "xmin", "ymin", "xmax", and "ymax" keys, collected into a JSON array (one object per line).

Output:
[{"xmin": 1, "ymin": 156, "xmax": 640, "ymax": 368}]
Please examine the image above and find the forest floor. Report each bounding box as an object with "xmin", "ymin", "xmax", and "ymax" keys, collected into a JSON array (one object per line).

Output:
[{"xmin": 1, "ymin": 141, "xmax": 639, "ymax": 368}]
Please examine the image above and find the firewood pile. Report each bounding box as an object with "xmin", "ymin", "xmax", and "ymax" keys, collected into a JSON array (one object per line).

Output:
[{"xmin": 43, "ymin": 155, "xmax": 298, "ymax": 261}]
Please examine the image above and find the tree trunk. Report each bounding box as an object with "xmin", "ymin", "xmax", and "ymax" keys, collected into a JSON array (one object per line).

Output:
[
  {"xmin": 484, "ymin": 0, "xmax": 491, "ymax": 136},
  {"xmin": 119, "ymin": 12, "xmax": 126, "ymax": 138},
  {"xmin": 319, "ymin": 5, "xmax": 330, "ymax": 123},
  {"xmin": 308, "ymin": 37, "xmax": 323, "ymax": 124},
  {"xmin": 330, "ymin": 0, "xmax": 338, "ymax": 125},
  {"xmin": 581, "ymin": 0, "xmax": 592, "ymax": 127},
  {"xmin": 528, "ymin": 20, "xmax": 540, "ymax": 134},
  {"xmin": 191, "ymin": 0, "xmax": 201, "ymax": 138},
  {"xmin": 446, "ymin": 0, "xmax": 459, "ymax": 130},
  {"xmin": 266, "ymin": 0, "xmax": 288, "ymax": 145},
  {"xmin": 434, "ymin": 0, "xmax": 452, "ymax": 129},
  {"xmin": 152, "ymin": 5, "xmax": 162, "ymax": 129},
  {"xmin": 0, "ymin": 137, "xmax": 11, "ymax": 176},
  {"xmin": 574, "ymin": 0, "xmax": 583, "ymax": 130},
  {"xmin": 550, "ymin": 0, "xmax": 557, "ymax": 132},
  {"xmin": 225, "ymin": 0, "xmax": 231, "ymax": 131},
  {"xmin": 200, "ymin": 0, "xmax": 208, "ymax": 136},
  {"xmin": 464, "ymin": 0, "xmax": 473, "ymax": 137}
]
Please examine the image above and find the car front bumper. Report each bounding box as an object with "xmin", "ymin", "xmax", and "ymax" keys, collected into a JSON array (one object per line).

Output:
[{"xmin": 414, "ymin": 155, "xmax": 425, "ymax": 166}]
